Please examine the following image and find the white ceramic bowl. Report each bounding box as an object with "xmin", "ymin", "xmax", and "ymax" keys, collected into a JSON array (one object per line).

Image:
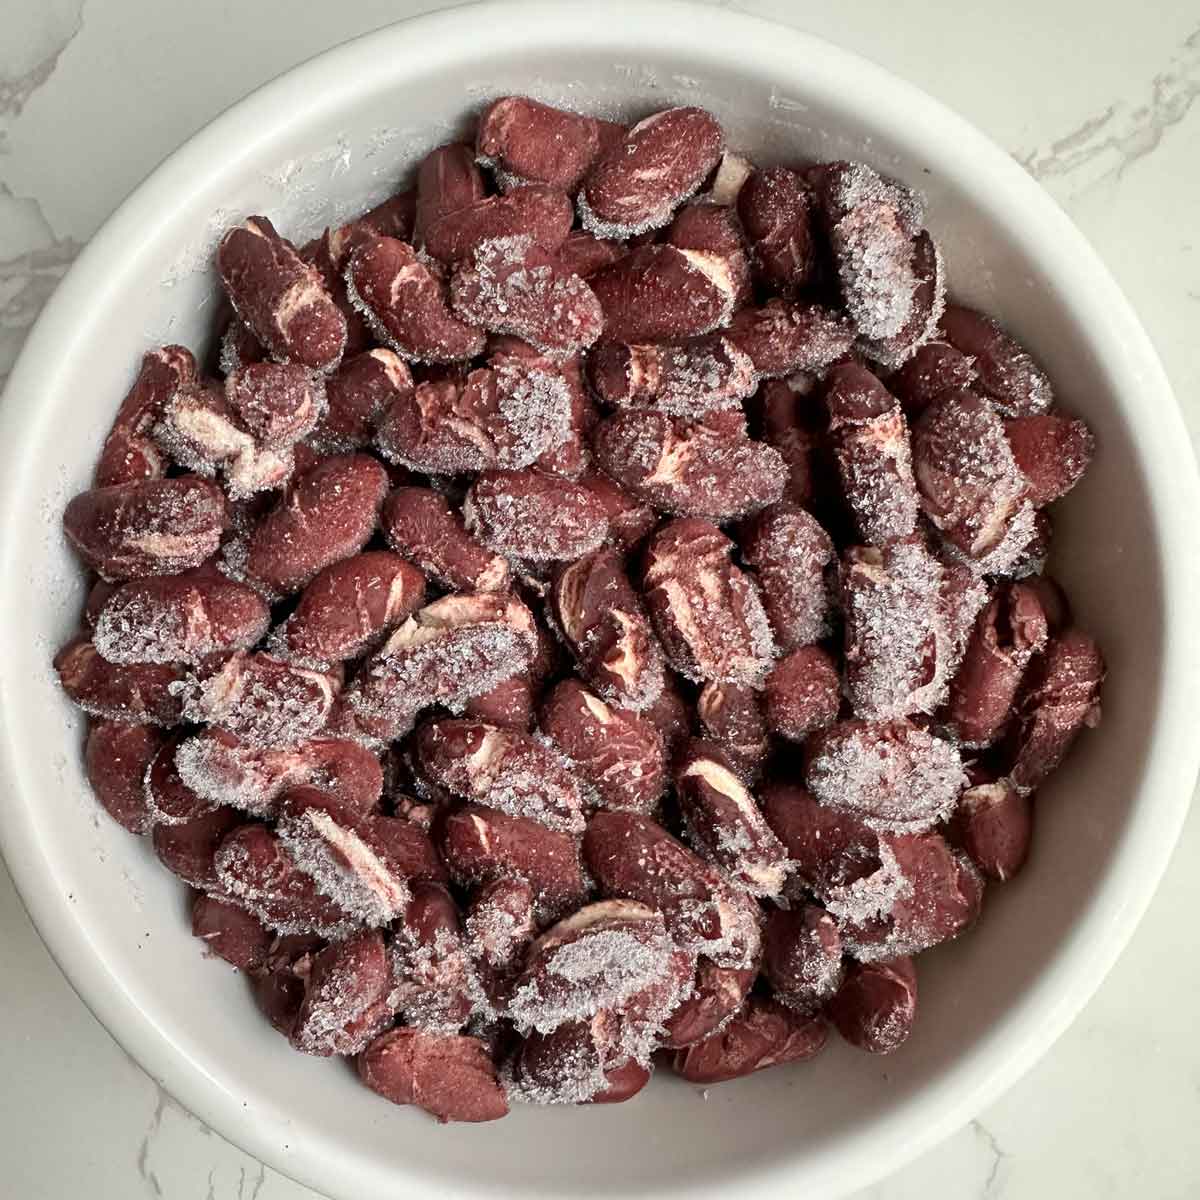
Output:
[{"xmin": 1, "ymin": 2, "xmax": 1198, "ymax": 1197}]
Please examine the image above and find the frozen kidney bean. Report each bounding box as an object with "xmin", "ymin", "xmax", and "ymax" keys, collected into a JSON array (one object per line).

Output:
[
  {"xmin": 64, "ymin": 476, "xmax": 227, "ymax": 581},
  {"xmin": 178, "ymin": 651, "xmax": 340, "ymax": 748},
  {"xmin": 423, "ymin": 185, "xmax": 573, "ymax": 265},
  {"xmin": 173, "ymin": 730, "xmax": 382, "ymax": 817},
  {"xmin": 725, "ymin": 300, "xmax": 857, "ymax": 379},
  {"xmin": 154, "ymin": 376, "xmax": 294, "ymax": 500},
  {"xmin": 939, "ymin": 304, "xmax": 1053, "ymax": 417},
  {"xmin": 464, "ymin": 674, "xmax": 536, "ymax": 732},
  {"xmin": 84, "ymin": 578, "xmax": 119, "ymax": 628},
  {"xmin": 594, "ymin": 408, "xmax": 787, "ymax": 522},
  {"xmin": 763, "ymin": 904, "xmax": 844, "ymax": 1012},
  {"xmin": 661, "ymin": 959, "xmax": 756, "ymax": 1049},
  {"xmin": 550, "ymin": 547, "xmax": 665, "ymax": 711},
  {"xmin": 464, "ymin": 469, "xmax": 609, "ymax": 563},
  {"xmin": 888, "ymin": 340, "xmax": 978, "ymax": 417},
  {"xmin": 274, "ymin": 789, "xmax": 420, "ymax": 926},
  {"xmin": 440, "ymin": 804, "xmax": 587, "ymax": 919},
  {"xmin": 696, "ymin": 682, "xmax": 768, "ymax": 780},
  {"xmin": 145, "ymin": 732, "xmax": 215, "ymax": 826},
  {"xmin": 751, "ymin": 377, "xmax": 824, "ymax": 507},
  {"xmin": 96, "ymin": 345, "xmax": 195, "ymax": 486},
  {"xmin": 381, "ymin": 485, "xmax": 511, "ymax": 593},
  {"xmin": 810, "ymin": 160, "xmax": 924, "ymax": 235},
  {"xmin": 813, "ymin": 163, "xmax": 922, "ymax": 342},
  {"xmin": 577, "ymin": 474, "xmax": 656, "ymax": 550},
  {"xmin": 507, "ymin": 900, "xmax": 676, "ymax": 1034},
  {"xmin": 665, "ymin": 203, "xmax": 752, "ymax": 307},
  {"xmin": 389, "ymin": 881, "xmax": 474, "ymax": 1033},
  {"xmin": 346, "ymin": 235, "xmax": 486, "ymax": 363},
  {"xmin": 291, "ymin": 930, "xmax": 394, "ymax": 1057},
  {"xmin": 737, "ymin": 166, "xmax": 815, "ymax": 294},
  {"xmin": 583, "ymin": 811, "xmax": 760, "ymax": 968},
  {"xmin": 912, "ymin": 388, "xmax": 1033, "ymax": 569},
  {"xmin": 348, "ymin": 592, "xmax": 537, "ymax": 728},
  {"xmin": 840, "ymin": 831, "xmax": 983, "ymax": 961},
  {"xmin": 585, "ymin": 1058, "xmax": 652, "ymax": 1105},
  {"xmin": 476, "ymin": 96, "xmax": 621, "ymax": 191},
  {"xmin": 555, "ymin": 230, "xmax": 626, "ymax": 278},
  {"xmin": 465, "ymin": 877, "xmax": 537, "ymax": 1013},
  {"xmin": 641, "ymin": 519, "xmax": 776, "ymax": 688},
  {"xmin": 840, "ymin": 540, "xmax": 951, "ymax": 720},
  {"xmin": 358, "ymin": 1027, "xmax": 509, "ymax": 1123},
  {"xmin": 540, "ymin": 679, "xmax": 666, "ymax": 815},
  {"xmin": 586, "ymin": 337, "xmax": 756, "ymax": 419},
  {"xmin": 224, "ymin": 362, "xmax": 325, "ymax": 449},
  {"xmin": 828, "ymin": 956, "xmax": 917, "ymax": 1054},
  {"xmin": 956, "ymin": 778, "xmax": 1032, "ymax": 881},
  {"xmin": 152, "ymin": 804, "xmax": 242, "ymax": 890},
  {"xmin": 310, "ymin": 349, "xmax": 413, "ymax": 453},
  {"xmin": 824, "ymin": 362, "xmax": 919, "ymax": 545},
  {"xmin": 859, "ymin": 231, "xmax": 946, "ymax": 369},
  {"xmin": 763, "ymin": 646, "xmax": 841, "ymax": 741},
  {"xmin": 55, "ymin": 637, "xmax": 186, "ymax": 725},
  {"xmin": 239, "ymin": 453, "xmax": 388, "ymax": 595},
  {"xmin": 942, "ymin": 581, "xmax": 1050, "ymax": 746},
  {"xmin": 84, "ymin": 720, "xmax": 165, "ymax": 834},
  {"xmin": 671, "ymin": 996, "xmax": 827, "ymax": 1083},
  {"xmin": 92, "ymin": 568, "xmax": 270, "ymax": 666},
  {"xmin": 509, "ymin": 1019, "xmax": 630, "ymax": 1106},
  {"xmin": 1021, "ymin": 575, "xmax": 1071, "ymax": 636},
  {"xmin": 191, "ymin": 894, "xmax": 272, "ymax": 971},
  {"xmin": 379, "ymin": 350, "xmax": 576, "ymax": 472},
  {"xmin": 1005, "ymin": 628, "xmax": 1104, "ymax": 793},
  {"xmin": 806, "ymin": 718, "xmax": 966, "ymax": 834},
  {"xmin": 532, "ymin": 353, "xmax": 595, "ymax": 480},
  {"xmin": 347, "ymin": 188, "xmax": 417, "ymax": 248},
  {"xmin": 413, "ymin": 143, "xmax": 486, "ymax": 244},
  {"xmin": 741, "ymin": 503, "xmax": 835, "ymax": 651},
  {"xmin": 1004, "ymin": 411, "xmax": 1095, "ymax": 506},
  {"xmin": 589, "ymin": 243, "xmax": 739, "ymax": 344},
  {"xmin": 416, "ymin": 718, "xmax": 587, "ymax": 833},
  {"xmin": 759, "ymin": 783, "xmax": 892, "ymax": 921},
  {"xmin": 252, "ymin": 933, "xmax": 325, "ymax": 1036},
  {"xmin": 217, "ymin": 216, "xmax": 348, "ymax": 372},
  {"xmin": 214, "ymin": 823, "xmax": 355, "ymax": 938},
  {"xmin": 300, "ymin": 229, "xmax": 373, "ymax": 359},
  {"xmin": 449, "ymin": 235, "xmax": 603, "ymax": 360},
  {"xmin": 674, "ymin": 740, "xmax": 789, "ymax": 897},
  {"xmin": 270, "ymin": 552, "xmax": 426, "ymax": 667},
  {"xmin": 580, "ymin": 106, "xmax": 723, "ymax": 238}
]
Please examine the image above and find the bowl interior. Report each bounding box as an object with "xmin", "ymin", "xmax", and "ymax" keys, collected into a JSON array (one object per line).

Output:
[{"xmin": 0, "ymin": 6, "xmax": 1192, "ymax": 1199}]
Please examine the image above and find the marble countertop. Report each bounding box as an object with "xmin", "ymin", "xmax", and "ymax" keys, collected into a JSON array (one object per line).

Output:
[{"xmin": 2, "ymin": 1, "xmax": 1198, "ymax": 1196}]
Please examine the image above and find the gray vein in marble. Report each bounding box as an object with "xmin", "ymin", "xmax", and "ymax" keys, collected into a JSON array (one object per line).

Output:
[
  {"xmin": 239, "ymin": 1164, "xmax": 268, "ymax": 1200},
  {"xmin": 970, "ymin": 1119, "xmax": 1011, "ymax": 1199},
  {"xmin": 1016, "ymin": 24, "xmax": 1200, "ymax": 184},
  {"xmin": 0, "ymin": 183, "xmax": 82, "ymax": 390},
  {"xmin": 0, "ymin": 0, "xmax": 87, "ymax": 118},
  {"xmin": 136, "ymin": 1089, "xmax": 168, "ymax": 1198}
]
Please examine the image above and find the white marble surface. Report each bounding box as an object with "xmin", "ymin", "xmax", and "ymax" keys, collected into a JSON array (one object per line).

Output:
[{"xmin": 1, "ymin": 1, "xmax": 1198, "ymax": 1196}]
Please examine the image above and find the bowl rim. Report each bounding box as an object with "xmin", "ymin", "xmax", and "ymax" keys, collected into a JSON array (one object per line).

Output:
[{"xmin": 1, "ymin": 2, "xmax": 1198, "ymax": 1197}]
